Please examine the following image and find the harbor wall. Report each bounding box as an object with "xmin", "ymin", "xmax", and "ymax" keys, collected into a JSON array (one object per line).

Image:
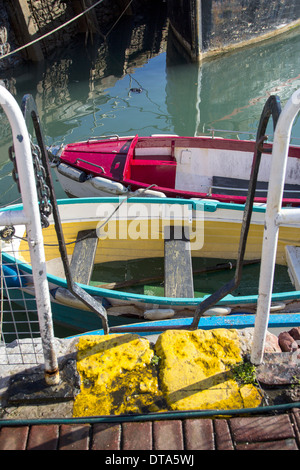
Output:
[
  {"xmin": 0, "ymin": 0, "xmax": 166, "ymax": 70},
  {"xmin": 168, "ymin": 0, "xmax": 300, "ymax": 62}
]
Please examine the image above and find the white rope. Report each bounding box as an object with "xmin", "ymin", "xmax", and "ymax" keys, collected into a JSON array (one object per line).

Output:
[
  {"xmin": 0, "ymin": 0, "xmax": 105, "ymax": 61},
  {"xmin": 105, "ymin": 0, "xmax": 134, "ymax": 37}
]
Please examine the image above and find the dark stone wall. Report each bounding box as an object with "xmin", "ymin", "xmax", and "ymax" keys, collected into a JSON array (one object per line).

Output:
[
  {"xmin": 167, "ymin": 0, "xmax": 199, "ymax": 56},
  {"xmin": 0, "ymin": 0, "xmax": 23, "ymax": 71},
  {"xmin": 203, "ymin": 0, "xmax": 300, "ymax": 51},
  {"xmin": 168, "ymin": 0, "xmax": 300, "ymax": 60}
]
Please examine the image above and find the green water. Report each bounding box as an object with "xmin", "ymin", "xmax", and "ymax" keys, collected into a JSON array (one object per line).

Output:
[
  {"xmin": 0, "ymin": 25, "xmax": 299, "ymax": 207},
  {"xmin": 0, "ymin": 22, "xmax": 299, "ymax": 337},
  {"xmin": 91, "ymin": 257, "xmax": 294, "ymax": 298}
]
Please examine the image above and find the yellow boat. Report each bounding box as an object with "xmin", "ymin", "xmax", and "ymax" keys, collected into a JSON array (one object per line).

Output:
[{"xmin": 1, "ymin": 196, "xmax": 300, "ymax": 331}]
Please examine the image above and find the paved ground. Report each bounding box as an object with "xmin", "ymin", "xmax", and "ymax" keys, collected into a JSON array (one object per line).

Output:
[
  {"xmin": 1, "ymin": 334, "xmax": 299, "ymax": 451},
  {"xmin": 0, "ymin": 408, "xmax": 299, "ymax": 450}
]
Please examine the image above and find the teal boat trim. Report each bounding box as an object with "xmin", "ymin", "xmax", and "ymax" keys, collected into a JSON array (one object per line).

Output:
[
  {"xmin": 56, "ymin": 196, "xmax": 268, "ymax": 213},
  {"xmin": 0, "ymin": 196, "xmax": 268, "ymax": 213}
]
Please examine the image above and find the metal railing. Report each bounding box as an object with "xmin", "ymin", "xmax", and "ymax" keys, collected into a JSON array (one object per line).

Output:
[
  {"xmin": 251, "ymin": 88, "xmax": 300, "ymax": 364},
  {"xmin": 0, "ymin": 85, "xmax": 59, "ymax": 385}
]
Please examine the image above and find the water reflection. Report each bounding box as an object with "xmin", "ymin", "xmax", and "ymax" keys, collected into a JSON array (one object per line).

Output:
[
  {"xmin": 166, "ymin": 28, "xmax": 300, "ymax": 136},
  {"xmin": 0, "ymin": 22, "xmax": 299, "ymax": 206}
]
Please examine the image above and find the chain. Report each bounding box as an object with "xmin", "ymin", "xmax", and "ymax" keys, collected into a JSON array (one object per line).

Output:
[
  {"xmin": 9, "ymin": 141, "xmax": 52, "ymax": 229},
  {"xmin": 9, "ymin": 145, "xmax": 20, "ymax": 192},
  {"xmin": 31, "ymin": 142, "xmax": 52, "ymax": 228}
]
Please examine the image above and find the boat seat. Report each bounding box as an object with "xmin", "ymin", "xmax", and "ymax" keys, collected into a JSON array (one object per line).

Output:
[
  {"xmin": 164, "ymin": 225, "xmax": 194, "ymax": 298},
  {"xmin": 285, "ymin": 245, "xmax": 300, "ymax": 290},
  {"xmin": 130, "ymin": 160, "xmax": 177, "ymax": 188},
  {"xmin": 131, "ymin": 159, "xmax": 176, "ymax": 165},
  {"xmin": 212, "ymin": 176, "xmax": 300, "ymax": 198},
  {"xmin": 70, "ymin": 229, "xmax": 98, "ymax": 285}
]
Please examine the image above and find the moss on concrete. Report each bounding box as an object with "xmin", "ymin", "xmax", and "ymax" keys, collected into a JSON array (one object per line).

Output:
[
  {"xmin": 73, "ymin": 333, "xmax": 165, "ymax": 417},
  {"xmin": 73, "ymin": 329, "xmax": 262, "ymax": 417},
  {"xmin": 155, "ymin": 329, "xmax": 262, "ymax": 411}
]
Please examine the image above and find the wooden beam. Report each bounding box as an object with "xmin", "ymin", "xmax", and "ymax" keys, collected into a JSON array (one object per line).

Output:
[
  {"xmin": 164, "ymin": 225, "xmax": 194, "ymax": 298},
  {"xmin": 70, "ymin": 229, "xmax": 98, "ymax": 285},
  {"xmin": 70, "ymin": 0, "xmax": 98, "ymax": 34},
  {"xmin": 7, "ymin": 0, "xmax": 44, "ymax": 62}
]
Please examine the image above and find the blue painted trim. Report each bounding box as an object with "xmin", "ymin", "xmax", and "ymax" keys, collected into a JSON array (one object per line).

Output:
[
  {"xmin": 1, "ymin": 263, "xmax": 27, "ymax": 287},
  {"xmin": 73, "ymin": 313, "xmax": 300, "ymax": 338}
]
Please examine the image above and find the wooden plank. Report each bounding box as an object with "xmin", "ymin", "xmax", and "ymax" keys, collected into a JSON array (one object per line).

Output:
[
  {"xmin": 214, "ymin": 419, "xmax": 234, "ymax": 450},
  {"xmin": 164, "ymin": 225, "xmax": 194, "ymax": 298},
  {"xmin": 70, "ymin": 229, "xmax": 98, "ymax": 285},
  {"xmin": 8, "ymin": 0, "xmax": 44, "ymax": 62},
  {"xmin": 183, "ymin": 419, "xmax": 214, "ymax": 450},
  {"xmin": 230, "ymin": 414, "xmax": 297, "ymax": 450},
  {"xmin": 285, "ymin": 245, "xmax": 300, "ymax": 290}
]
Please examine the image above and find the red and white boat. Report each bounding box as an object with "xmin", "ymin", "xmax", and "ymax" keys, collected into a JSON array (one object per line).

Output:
[
  {"xmin": 49, "ymin": 132, "xmax": 300, "ymax": 205},
  {"xmin": 48, "ymin": 96, "xmax": 300, "ymax": 205}
]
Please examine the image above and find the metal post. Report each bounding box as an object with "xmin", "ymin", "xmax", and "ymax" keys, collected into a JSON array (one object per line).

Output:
[
  {"xmin": 251, "ymin": 88, "xmax": 300, "ymax": 365},
  {"xmin": 0, "ymin": 85, "xmax": 59, "ymax": 385}
]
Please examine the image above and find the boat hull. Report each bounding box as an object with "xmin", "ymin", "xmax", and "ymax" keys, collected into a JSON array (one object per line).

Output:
[
  {"xmin": 1, "ymin": 197, "xmax": 300, "ymax": 331},
  {"xmin": 51, "ymin": 135, "xmax": 300, "ymax": 206}
]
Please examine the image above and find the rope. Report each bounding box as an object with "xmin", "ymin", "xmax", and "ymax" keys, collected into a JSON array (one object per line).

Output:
[
  {"xmin": 1, "ymin": 401, "xmax": 299, "ymax": 426},
  {"xmin": 0, "ymin": 0, "xmax": 106, "ymax": 61},
  {"xmin": 11, "ymin": 184, "xmax": 158, "ymax": 247},
  {"xmin": 104, "ymin": 0, "xmax": 134, "ymax": 38}
]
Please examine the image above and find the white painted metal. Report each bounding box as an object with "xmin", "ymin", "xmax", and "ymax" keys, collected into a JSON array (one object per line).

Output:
[
  {"xmin": 0, "ymin": 209, "xmax": 29, "ymax": 226},
  {"xmin": 0, "ymin": 85, "xmax": 59, "ymax": 384},
  {"xmin": 251, "ymin": 88, "xmax": 300, "ymax": 365}
]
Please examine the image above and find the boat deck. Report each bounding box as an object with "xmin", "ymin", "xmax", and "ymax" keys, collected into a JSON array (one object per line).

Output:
[{"xmin": 1, "ymin": 409, "xmax": 299, "ymax": 450}]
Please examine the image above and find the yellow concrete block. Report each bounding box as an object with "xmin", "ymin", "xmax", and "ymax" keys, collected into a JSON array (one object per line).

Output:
[
  {"xmin": 239, "ymin": 384, "xmax": 263, "ymax": 408},
  {"xmin": 73, "ymin": 334, "xmax": 164, "ymax": 417},
  {"xmin": 73, "ymin": 328, "xmax": 263, "ymax": 417},
  {"xmin": 155, "ymin": 329, "xmax": 262, "ymax": 411}
]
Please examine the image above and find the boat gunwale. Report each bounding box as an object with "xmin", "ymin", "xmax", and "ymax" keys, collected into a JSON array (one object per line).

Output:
[
  {"xmin": 0, "ymin": 196, "xmax": 269, "ymax": 213},
  {"xmin": 1, "ymin": 197, "xmax": 299, "ymax": 306}
]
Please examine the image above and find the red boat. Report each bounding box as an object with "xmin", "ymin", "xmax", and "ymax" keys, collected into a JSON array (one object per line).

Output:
[
  {"xmin": 49, "ymin": 132, "xmax": 300, "ymax": 204},
  {"xmin": 49, "ymin": 97, "xmax": 300, "ymax": 205}
]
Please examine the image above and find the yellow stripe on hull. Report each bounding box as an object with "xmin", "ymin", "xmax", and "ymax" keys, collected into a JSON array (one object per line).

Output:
[{"xmin": 18, "ymin": 217, "xmax": 300, "ymax": 269}]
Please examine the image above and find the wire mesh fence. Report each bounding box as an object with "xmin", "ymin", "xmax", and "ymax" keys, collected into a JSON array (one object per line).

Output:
[{"xmin": 0, "ymin": 236, "xmax": 44, "ymax": 366}]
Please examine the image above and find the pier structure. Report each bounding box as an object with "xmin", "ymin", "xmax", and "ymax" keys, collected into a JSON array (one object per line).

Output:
[
  {"xmin": 1, "ymin": 0, "xmax": 159, "ymax": 67},
  {"xmin": 1, "ymin": 1, "xmax": 300, "ymax": 68},
  {"xmin": 167, "ymin": 0, "xmax": 300, "ymax": 62}
]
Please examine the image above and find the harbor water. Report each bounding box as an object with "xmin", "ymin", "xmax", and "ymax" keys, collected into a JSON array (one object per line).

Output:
[{"xmin": 0, "ymin": 20, "xmax": 300, "ymax": 337}]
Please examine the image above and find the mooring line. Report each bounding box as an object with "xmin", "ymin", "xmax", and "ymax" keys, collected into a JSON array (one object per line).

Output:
[{"xmin": 0, "ymin": 0, "xmax": 106, "ymax": 61}]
